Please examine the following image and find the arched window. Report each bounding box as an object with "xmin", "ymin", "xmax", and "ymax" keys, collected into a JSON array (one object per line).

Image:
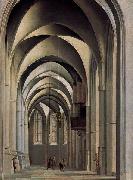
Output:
[
  {"xmin": 33, "ymin": 110, "xmax": 43, "ymax": 145},
  {"xmin": 49, "ymin": 111, "xmax": 57, "ymax": 145}
]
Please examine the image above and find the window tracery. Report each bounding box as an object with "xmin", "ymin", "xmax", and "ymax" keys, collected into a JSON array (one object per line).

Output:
[
  {"xmin": 33, "ymin": 110, "xmax": 43, "ymax": 145},
  {"xmin": 49, "ymin": 111, "xmax": 58, "ymax": 145}
]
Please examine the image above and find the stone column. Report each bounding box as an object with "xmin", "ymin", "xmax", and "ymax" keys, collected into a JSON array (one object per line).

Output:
[
  {"xmin": 75, "ymin": 131, "xmax": 79, "ymax": 169},
  {"xmin": 105, "ymin": 24, "xmax": 116, "ymax": 175},
  {"xmin": 90, "ymin": 60, "xmax": 96, "ymax": 172},
  {"xmin": 99, "ymin": 88, "xmax": 106, "ymax": 175},
  {"xmin": 71, "ymin": 130, "xmax": 76, "ymax": 168},
  {"xmin": 3, "ymin": 61, "xmax": 12, "ymax": 176},
  {"xmin": 21, "ymin": 101, "xmax": 25, "ymax": 153},
  {"xmin": 82, "ymin": 132, "xmax": 86, "ymax": 170},
  {"xmin": 4, "ymin": 84, "xmax": 10, "ymax": 149},
  {"xmin": 74, "ymin": 130, "xmax": 76, "ymax": 169},
  {"xmin": 67, "ymin": 119, "xmax": 72, "ymax": 168},
  {"xmin": 10, "ymin": 99, "xmax": 17, "ymax": 152},
  {"xmin": 58, "ymin": 122, "xmax": 62, "ymax": 159},
  {"xmin": 79, "ymin": 132, "xmax": 83, "ymax": 169},
  {"xmin": 0, "ymin": 40, "xmax": 4, "ymax": 178},
  {"xmin": 16, "ymin": 88, "xmax": 25, "ymax": 170},
  {"xmin": 46, "ymin": 115, "xmax": 49, "ymax": 163},
  {"xmin": 9, "ymin": 71, "xmax": 17, "ymax": 154},
  {"xmin": 44, "ymin": 116, "xmax": 48, "ymax": 167},
  {"xmin": 96, "ymin": 70, "xmax": 99, "ymax": 160},
  {"xmin": 118, "ymin": 2, "xmax": 133, "ymax": 180},
  {"xmin": 16, "ymin": 88, "xmax": 22, "ymax": 153},
  {"xmin": 79, "ymin": 132, "xmax": 82, "ymax": 170},
  {"xmin": 20, "ymin": 99, "xmax": 25, "ymax": 169},
  {"xmin": 99, "ymin": 61, "xmax": 106, "ymax": 175},
  {"xmin": 24, "ymin": 110, "xmax": 30, "ymax": 167},
  {"xmin": 111, "ymin": 35, "xmax": 117, "ymax": 175},
  {"xmin": 86, "ymin": 106, "xmax": 90, "ymax": 171}
]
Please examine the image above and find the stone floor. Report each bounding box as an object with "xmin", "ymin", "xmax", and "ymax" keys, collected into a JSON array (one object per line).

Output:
[{"xmin": 5, "ymin": 166, "xmax": 116, "ymax": 180}]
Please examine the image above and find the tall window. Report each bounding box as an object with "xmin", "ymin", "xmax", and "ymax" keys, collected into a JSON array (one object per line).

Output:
[
  {"xmin": 33, "ymin": 110, "xmax": 43, "ymax": 144},
  {"xmin": 49, "ymin": 111, "xmax": 57, "ymax": 145}
]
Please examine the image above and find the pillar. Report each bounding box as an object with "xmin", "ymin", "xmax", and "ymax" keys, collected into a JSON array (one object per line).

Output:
[
  {"xmin": 16, "ymin": 88, "xmax": 25, "ymax": 170},
  {"xmin": 86, "ymin": 106, "xmax": 90, "ymax": 171},
  {"xmin": 112, "ymin": 35, "xmax": 117, "ymax": 175},
  {"xmin": 96, "ymin": 69, "xmax": 100, "ymax": 164},
  {"xmin": 75, "ymin": 131, "xmax": 79, "ymax": 169},
  {"xmin": 10, "ymin": 99, "xmax": 17, "ymax": 152},
  {"xmin": 0, "ymin": 39, "xmax": 4, "ymax": 178},
  {"xmin": 105, "ymin": 23, "xmax": 115, "ymax": 175},
  {"xmin": 78, "ymin": 131, "xmax": 84, "ymax": 169},
  {"xmin": 44, "ymin": 116, "xmax": 48, "ymax": 167},
  {"xmin": 20, "ymin": 98, "xmax": 25, "ymax": 169},
  {"xmin": 90, "ymin": 59, "xmax": 96, "ymax": 172},
  {"xmin": 71, "ymin": 130, "xmax": 76, "ymax": 168},
  {"xmin": 16, "ymin": 88, "xmax": 22, "ymax": 153},
  {"xmin": 67, "ymin": 119, "xmax": 72, "ymax": 168},
  {"xmin": 99, "ymin": 89, "xmax": 106, "ymax": 175},
  {"xmin": 3, "ymin": 57, "xmax": 12, "ymax": 175},
  {"xmin": 24, "ymin": 110, "xmax": 30, "ymax": 167},
  {"xmin": 99, "ymin": 61, "xmax": 106, "ymax": 175},
  {"xmin": 83, "ymin": 132, "xmax": 86, "ymax": 170},
  {"xmin": 9, "ymin": 71, "xmax": 17, "ymax": 153}
]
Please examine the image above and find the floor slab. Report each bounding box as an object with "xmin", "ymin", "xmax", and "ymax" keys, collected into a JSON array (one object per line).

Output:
[{"xmin": 5, "ymin": 166, "xmax": 116, "ymax": 180}]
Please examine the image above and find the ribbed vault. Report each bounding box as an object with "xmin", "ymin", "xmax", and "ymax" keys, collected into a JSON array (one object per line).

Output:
[{"xmin": 4, "ymin": 0, "xmax": 118, "ymax": 176}]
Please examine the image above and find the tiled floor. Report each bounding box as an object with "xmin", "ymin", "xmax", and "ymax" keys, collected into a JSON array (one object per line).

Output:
[{"xmin": 5, "ymin": 166, "xmax": 116, "ymax": 180}]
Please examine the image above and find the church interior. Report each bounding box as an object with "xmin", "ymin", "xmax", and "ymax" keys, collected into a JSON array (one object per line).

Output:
[{"xmin": 0, "ymin": 0, "xmax": 129, "ymax": 179}]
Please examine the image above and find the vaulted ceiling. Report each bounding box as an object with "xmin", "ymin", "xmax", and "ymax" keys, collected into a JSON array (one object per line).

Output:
[{"xmin": 7, "ymin": 0, "xmax": 112, "ymax": 118}]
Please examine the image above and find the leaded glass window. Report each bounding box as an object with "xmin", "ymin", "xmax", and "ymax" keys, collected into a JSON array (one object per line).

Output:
[
  {"xmin": 49, "ymin": 111, "xmax": 57, "ymax": 145},
  {"xmin": 33, "ymin": 110, "xmax": 43, "ymax": 145}
]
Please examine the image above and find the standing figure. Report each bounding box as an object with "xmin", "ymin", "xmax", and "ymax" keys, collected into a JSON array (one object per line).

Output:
[
  {"xmin": 47, "ymin": 157, "xmax": 52, "ymax": 170},
  {"xmin": 59, "ymin": 160, "xmax": 64, "ymax": 171},
  {"xmin": 12, "ymin": 156, "xmax": 20, "ymax": 172},
  {"xmin": 52, "ymin": 156, "xmax": 56, "ymax": 170},
  {"xmin": 62, "ymin": 158, "xmax": 66, "ymax": 169},
  {"xmin": 12, "ymin": 157, "xmax": 16, "ymax": 173}
]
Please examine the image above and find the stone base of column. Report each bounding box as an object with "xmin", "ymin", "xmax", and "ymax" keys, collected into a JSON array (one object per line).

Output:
[
  {"xmin": 0, "ymin": 172, "xmax": 4, "ymax": 180},
  {"xmin": 90, "ymin": 145, "xmax": 96, "ymax": 173},
  {"xmin": 3, "ymin": 150, "xmax": 15, "ymax": 177},
  {"xmin": 86, "ymin": 150, "xmax": 90, "ymax": 171},
  {"xmin": 98, "ymin": 146, "xmax": 106, "ymax": 175},
  {"xmin": 119, "ymin": 171, "xmax": 133, "ymax": 180}
]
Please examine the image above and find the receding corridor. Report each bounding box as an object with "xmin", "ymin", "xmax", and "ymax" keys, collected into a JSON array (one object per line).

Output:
[{"xmin": 0, "ymin": 0, "xmax": 128, "ymax": 179}]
